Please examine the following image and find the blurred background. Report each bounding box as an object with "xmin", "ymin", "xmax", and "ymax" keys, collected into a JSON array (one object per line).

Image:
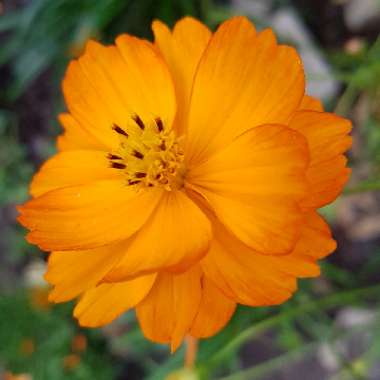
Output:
[{"xmin": 1, "ymin": 0, "xmax": 380, "ymax": 379}]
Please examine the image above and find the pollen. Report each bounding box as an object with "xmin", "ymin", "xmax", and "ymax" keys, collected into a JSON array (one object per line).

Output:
[{"xmin": 108, "ymin": 115, "xmax": 185, "ymax": 191}]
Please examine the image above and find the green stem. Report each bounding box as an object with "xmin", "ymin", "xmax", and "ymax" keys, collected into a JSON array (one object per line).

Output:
[
  {"xmin": 217, "ymin": 342, "xmax": 317, "ymax": 380},
  {"xmin": 219, "ymin": 313, "xmax": 380, "ymax": 380},
  {"xmin": 334, "ymin": 35, "xmax": 380, "ymax": 116},
  {"xmin": 344, "ymin": 180, "xmax": 380, "ymax": 194},
  {"xmin": 205, "ymin": 284, "xmax": 380, "ymax": 369},
  {"xmin": 334, "ymin": 81, "xmax": 359, "ymax": 116}
]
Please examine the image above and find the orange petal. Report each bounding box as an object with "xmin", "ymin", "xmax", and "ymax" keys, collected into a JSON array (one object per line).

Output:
[
  {"xmin": 74, "ymin": 274, "xmax": 156, "ymax": 327},
  {"xmin": 105, "ymin": 190, "xmax": 211, "ymax": 281},
  {"xmin": 188, "ymin": 125, "xmax": 309, "ymax": 255},
  {"xmin": 290, "ymin": 111, "xmax": 352, "ymax": 208},
  {"xmin": 201, "ymin": 211, "xmax": 335, "ymax": 306},
  {"xmin": 190, "ymin": 277, "xmax": 236, "ymax": 338},
  {"xmin": 18, "ymin": 180, "xmax": 163, "ymax": 251},
  {"xmin": 299, "ymin": 95, "xmax": 324, "ymax": 112},
  {"xmin": 45, "ymin": 243, "xmax": 127, "ymax": 302},
  {"xmin": 57, "ymin": 113, "xmax": 106, "ymax": 152},
  {"xmin": 185, "ymin": 18, "xmax": 304, "ymax": 164},
  {"xmin": 136, "ymin": 266, "xmax": 202, "ymax": 352},
  {"xmin": 30, "ymin": 150, "xmax": 123, "ymax": 197},
  {"xmin": 281, "ymin": 211, "xmax": 336, "ymax": 264},
  {"xmin": 152, "ymin": 17, "xmax": 211, "ymax": 135},
  {"xmin": 63, "ymin": 37, "xmax": 176, "ymax": 150}
]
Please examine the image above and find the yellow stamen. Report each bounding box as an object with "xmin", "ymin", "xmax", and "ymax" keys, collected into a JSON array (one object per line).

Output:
[{"xmin": 109, "ymin": 115, "xmax": 185, "ymax": 191}]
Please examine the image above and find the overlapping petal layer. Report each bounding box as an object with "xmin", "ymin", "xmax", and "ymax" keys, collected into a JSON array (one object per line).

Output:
[
  {"xmin": 45, "ymin": 243, "xmax": 127, "ymax": 302},
  {"xmin": 153, "ymin": 17, "xmax": 211, "ymax": 134},
  {"xmin": 74, "ymin": 274, "xmax": 157, "ymax": 327},
  {"xmin": 105, "ymin": 190, "xmax": 211, "ymax": 281},
  {"xmin": 136, "ymin": 266, "xmax": 202, "ymax": 352},
  {"xmin": 300, "ymin": 95, "xmax": 324, "ymax": 112},
  {"xmin": 290, "ymin": 111, "xmax": 352, "ymax": 208},
  {"xmin": 63, "ymin": 37, "xmax": 176, "ymax": 149},
  {"xmin": 18, "ymin": 181, "xmax": 163, "ymax": 251},
  {"xmin": 190, "ymin": 277, "xmax": 236, "ymax": 338},
  {"xmin": 30, "ymin": 150, "xmax": 123, "ymax": 197},
  {"xmin": 185, "ymin": 17, "xmax": 305, "ymax": 165},
  {"xmin": 188, "ymin": 125, "xmax": 309, "ymax": 254},
  {"xmin": 201, "ymin": 212, "xmax": 336, "ymax": 306}
]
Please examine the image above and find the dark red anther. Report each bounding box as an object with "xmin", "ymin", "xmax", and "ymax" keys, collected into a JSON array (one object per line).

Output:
[
  {"xmin": 132, "ymin": 114, "xmax": 145, "ymax": 130},
  {"xmin": 159, "ymin": 141, "xmax": 166, "ymax": 150},
  {"xmin": 107, "ymin": 153, "xmax": 122, "ymax": 160},
  {"xmin": 155, "ymin": 117, "xmax": 164, "ymax": 132},
  {"xmin": 112, "ymin": 124, "xmax": 128, "ymax": 137},
  {"xmin": 133, "ymin": 150, "xmax": 144, "ymax": 159},
  {"xmin": 110, "ymin": 162, "xmax": 127, "ymax": 169}
]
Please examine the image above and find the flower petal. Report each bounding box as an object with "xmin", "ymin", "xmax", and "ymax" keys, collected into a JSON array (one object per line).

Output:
[
  {"xmin": 299, "ymin": 95, "xmax": 324, "ymax": 112},
  {"xmin": 57, "ymin": 113, "xmax": 106, "ymax": 152},
  {"xmin": 105, "ymin": 190, "xmax": 211, "ymax": 281},
  {"xmin": 290, "ymin": 111, "xmax": 352, "ymax": 208},
  {"xmin": 190, "ymin": 277, "xmax": 236, "ymax": 338},
  {"xmin": 45, "ymin": 243, "xmax": 127, "ymax": 302},
  {"xmin": 63, "ymin": 37, "xmax": 176, "ymax": 149},
  {"xmin": 188, "ymin": 125, "xmax": 309, "ymax": 255},
  {"xmin": 30, "ymin": 150, "xmax": 123, "ymax": 197},
  {"xmin": 201, "ymin": 211, "xmax": 336, "ymax": 306},
  {"xmin": 74, "ymin": 274, "xmax": 156, "ymax": 327},
  {"xmin": 152, "ymin": 17, "xmax": 211, "ymax": 135},
  {"xmin": 282, "ymin": 211, "xmax": 337, "ymax": 263},
  {"xmin": 185, "ymin": 18, "xmax": 304, "ymax": 164},
  {"xmin": 18, "ymin": 180, "xmax": 163, "ymax": 251},
  {"xmin": 136, "ymin": 266, "xmax": 202, "ymax": 352}
]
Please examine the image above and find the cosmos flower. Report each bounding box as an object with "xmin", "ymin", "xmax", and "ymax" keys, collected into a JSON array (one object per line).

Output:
[{"xmin": 18, "ymin": 16, "xmax": 352, "ymax": 351}]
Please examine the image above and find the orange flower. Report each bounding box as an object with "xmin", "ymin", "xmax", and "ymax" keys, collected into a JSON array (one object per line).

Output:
[{"xmin": 18, "ymin": 16, "xmax": 352, "ymax": 351}]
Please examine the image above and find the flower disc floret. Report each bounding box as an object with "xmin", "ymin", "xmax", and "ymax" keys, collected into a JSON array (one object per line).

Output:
[{"xmin": 109, "ymin": 115, "xmax": 185, "ymax": 191}]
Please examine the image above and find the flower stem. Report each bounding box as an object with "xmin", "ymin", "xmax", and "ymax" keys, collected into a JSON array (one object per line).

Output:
[
  {"xmin": 184, "ymin": 335, "xmax": 198, "ymax": 369},
  {"xmin": 206, "ymin": 283, "xmax": 380, "ymax": 368}
]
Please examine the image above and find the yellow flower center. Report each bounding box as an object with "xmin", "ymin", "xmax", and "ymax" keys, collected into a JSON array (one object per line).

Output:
[{"xmin": 108, "ymin": 115, "xmax": 186, "ymax": 191}]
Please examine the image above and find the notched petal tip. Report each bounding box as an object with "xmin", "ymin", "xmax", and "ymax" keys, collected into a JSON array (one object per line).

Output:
[
  {"xmin": 257, "ymin": 28, "xmax": 277, "ymax": 44},
  {"xmin": 47, "ymin": 288, "xmax": 67, "ymax": 304},
  {"xmin": 74, "ymin": 314, "xmax": 101, "ymax": 329},
  {"xmin": 83, "ymin": 38, "xmax": 104, "ymax": 52},
  {"xmin": 291, "ymin": 110, "xmax": 353, "ymax": 208},
  {"xmin": 73, "ymin": 298, "xmax": 111, "ymax": 328},
  {"xmin": 24, "ymin": 233, "xmax": 50, "ymax": 252},
  {"xmin": 16, "ymin": 204, "xmax": 25, "ymax": 219},
  {"xmin": 223, "ymin": 15, "xmax": 254, "ymax": 26},
  {"xmin": 173, "ymin": 16, "xmax": 211, "ymax": 33},
  {"xmin": 325, "ymin": 239, "xmax": 337, "ymax": 258},
  {"xmin": 115, "ymin": 33, "xmax": 149, "ymax": 50},
  {"xmin": 214, "ymin": 15, "xmax": 257, "ymax": 39},
  {"xmin": 16, "ymin": 209, "xmax": 32, "ymax": 231},
  {"xmin": 170, "ymin": 336, "xmax": 183, "ymax": 353}
]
